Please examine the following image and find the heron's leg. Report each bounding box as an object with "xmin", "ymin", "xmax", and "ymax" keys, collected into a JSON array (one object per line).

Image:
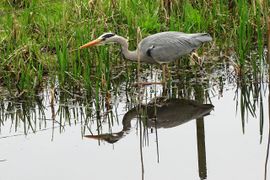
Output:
[
  {"xmin": 165, "ymin": 64, "xmax": 170, "ymax": 81},
  {"xmin": 132, "ymin": 64, "xmax": 166, "ymax": 87},
  {"xmin": 162, "ymin": 64, "xmax": 166, "ymax": 83},
  {"xmin": 191, "ymin": 51, "xmax": 203, "ymax": 66}
]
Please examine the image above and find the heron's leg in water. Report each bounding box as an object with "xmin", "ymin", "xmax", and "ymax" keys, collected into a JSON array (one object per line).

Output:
[
  {"xmin": 162, "ymin": 64, "xmax": 171, "ymax": 84},
  {"xmin": 165, "ymin": 64, "xmax": 170, "ymax": 81},
  {"xmin": 162, "ymin": 64, "xmax": 166, "ymax": 83},
  {"xmin": 191, "ymin": 51, "xmax": 203, "ymax": 66},
  {"xmin": 132, "ymin": 65, "xmax": 167, "ymax": 87}
]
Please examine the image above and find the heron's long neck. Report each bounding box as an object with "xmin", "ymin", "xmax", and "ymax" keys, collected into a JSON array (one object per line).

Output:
[{"xmin": 115, "ymin": 36, "xmax": 138, "ymax": 61}]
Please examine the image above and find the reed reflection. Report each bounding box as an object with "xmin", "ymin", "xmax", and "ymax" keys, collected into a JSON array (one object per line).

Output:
[{"xmin": 194, "ymin": 85, "xmax": 208, "ymax": 180}]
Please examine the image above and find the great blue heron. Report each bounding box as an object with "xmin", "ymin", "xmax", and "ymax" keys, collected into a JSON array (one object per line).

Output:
[
  {"xmin": 85, "ymin": 98, "xmax": 214, "ymax": 144},
  {"xmin": 80, "ymin": 31, "xmax": 212, "ymax": 83}
]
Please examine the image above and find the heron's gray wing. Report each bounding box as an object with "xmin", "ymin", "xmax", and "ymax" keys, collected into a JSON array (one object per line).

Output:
[{"xmin": 141, "ymin": 32, "xmax": 211, "ymax": 64}]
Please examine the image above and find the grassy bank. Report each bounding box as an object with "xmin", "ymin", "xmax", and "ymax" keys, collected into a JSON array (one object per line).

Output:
[{"xmin": 0, "ymin": 0, "xmax": 269, "ymax": 95}]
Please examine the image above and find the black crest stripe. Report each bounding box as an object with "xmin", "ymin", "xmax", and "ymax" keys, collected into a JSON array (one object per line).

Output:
[{"xmin": 102, "ymin": 33, "xmax": 115, "ymax": 39}]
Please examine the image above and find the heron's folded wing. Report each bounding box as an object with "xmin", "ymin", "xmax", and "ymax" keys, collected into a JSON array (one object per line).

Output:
[{"xmin": 144, "ymin": 36, "xmax": 200, "ymax": 64}]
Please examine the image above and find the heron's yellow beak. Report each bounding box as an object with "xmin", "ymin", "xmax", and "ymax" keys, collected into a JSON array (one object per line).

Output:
[
  {"xmin": 80, "ymin": 39, "xmax": 102, "ymax": 49},
  {"xmin": 84, "ymin": 135, "xmax": 101, "ymax": 140}
]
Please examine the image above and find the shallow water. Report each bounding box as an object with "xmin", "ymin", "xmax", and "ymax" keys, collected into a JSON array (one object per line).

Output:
[{"xmin": 0, "ymin": 68, "xmax": 269, "ymax": 180}]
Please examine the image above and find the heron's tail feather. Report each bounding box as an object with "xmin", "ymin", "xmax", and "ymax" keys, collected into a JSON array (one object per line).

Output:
[{"xmin": 193, "ymin": 33, "xmax": 212, "ymax": 42}]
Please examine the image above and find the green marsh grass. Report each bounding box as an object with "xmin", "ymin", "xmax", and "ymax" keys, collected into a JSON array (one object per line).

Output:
[{"xmin": 0, "ymin": 0, "xmax": 269, "ymax": 94}]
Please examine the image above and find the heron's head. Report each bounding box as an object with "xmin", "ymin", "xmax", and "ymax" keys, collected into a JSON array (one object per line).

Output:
[
  {"xmin": 84, "ymin": 132, "xmax": 123, "ymax": 144},
  {"xmin": 80, "ymin": 32, "xmax": 117, "ymax": 49}
]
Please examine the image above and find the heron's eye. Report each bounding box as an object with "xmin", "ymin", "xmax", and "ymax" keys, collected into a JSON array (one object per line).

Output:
[{"xmin": 102, "ymin": 33, "xmax": 115, "ymax": 40}]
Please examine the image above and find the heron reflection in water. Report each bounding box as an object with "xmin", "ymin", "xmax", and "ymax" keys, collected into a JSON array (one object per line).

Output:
[{"xmin": 85, "ymin": 98, "xmax": 214, "ymax": 144}]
